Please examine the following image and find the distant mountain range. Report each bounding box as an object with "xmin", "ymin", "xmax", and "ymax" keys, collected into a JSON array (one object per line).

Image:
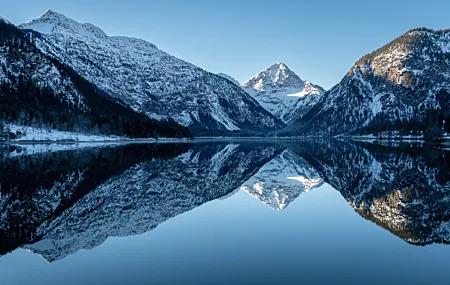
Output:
[{"xmin": 1, "ymin": 10, "xmax": 450, "ymax": 138}]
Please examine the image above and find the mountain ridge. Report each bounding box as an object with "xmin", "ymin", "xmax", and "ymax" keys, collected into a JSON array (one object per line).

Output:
[
  {"xmin": 285, "ymin": 27, "xmax": 450, "ymax": 138},
  {"xmin": 242, "ymin": 62, "xmax": 325, "ymax": 123},
  {"xmin": 4, "ymin": 10, "xmax": 450, "ymax": 138},
  {"xmin": 217, "ymin": 73, "xmax": 240, "ymax": 86},
  {"xmin": 19, "ymin": 10, "xmax": 285, "ymax": 135}
]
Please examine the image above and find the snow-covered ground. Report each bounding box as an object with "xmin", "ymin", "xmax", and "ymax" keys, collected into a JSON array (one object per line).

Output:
[
  {"xmin": 0, "ymin": 125, "xmax": 193, "ymax": 158},
  {"xmin": 7, "ymin": 124, "xmax": 125, "ymax": 142},
  {"xmin": 352, "ymin": 131, "xmax": 450, "ymax": 141}
]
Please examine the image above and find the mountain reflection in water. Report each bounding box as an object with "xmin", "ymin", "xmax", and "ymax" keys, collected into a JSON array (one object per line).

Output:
[{"xmin": 0, "ymin": 139, "xmax": 449, "ymax": 263}]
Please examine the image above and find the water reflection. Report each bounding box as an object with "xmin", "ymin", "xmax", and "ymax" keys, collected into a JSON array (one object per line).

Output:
[
  {"xmin": 287, "ymin": 140, "xmax": 450, "ymax": 245},
  {"xmin": 240, "ymin": 149, "xmax": 323, "ymax": 210},
  {"xmin": 0, "ymin": 140, "xmax": 449, "ymax": 263}
]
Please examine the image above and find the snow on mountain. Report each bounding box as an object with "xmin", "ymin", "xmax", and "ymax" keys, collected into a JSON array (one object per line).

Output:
[
  {"xmin": 0, "ymin": 19, "xmax": 85, "ymax": 108},
  {"xmin": 20, "ymin": 10, "xmax": 284, "ymax": 134},
  {"xmin": 0, "ymin": 19, "xmax": 191, "ymax": 139},
  {"xmin": 217, "ymin": 73, "xmax": 240, "ymax": 86},
  {"xmin": 287, "ymin": 28, "xmax": 450, "ymax": 137},
  {"xmin": 240, "ymin": 149, "xmax": 323, "ymax": 210},
  {"xmin": 242, "ymin": 63, "xmax": 325, "ymax": 124},
  {"xmin": 7, "ymin": 124, "xmax": 126, "ymax": 142},
  {"xmin": 0, "ymin": 16, "xmax": 10, "ymax": 24}
]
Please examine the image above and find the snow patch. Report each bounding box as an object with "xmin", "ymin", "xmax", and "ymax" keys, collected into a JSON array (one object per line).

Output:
[{"xmin": 7, "ymin": 124, "xmax": 125, "ymax": 142}]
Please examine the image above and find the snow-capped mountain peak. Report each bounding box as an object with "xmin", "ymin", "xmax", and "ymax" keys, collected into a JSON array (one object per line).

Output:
[
  {"xmin": 41, "ymin": 9, "xmax": 60, "ymax": 18},
  {"xmin": 267, "ymin": 62, "xmax": 296, "ymax": 84},
  {"xmin": 243, "ymin": 62, "xmax": 303, "ymax": 92},
  {"xmin": 22, "ymin": 9, "xmax": 108, "ymax": 39},
  {"xmin": 241, "ymin": 63, "xmax": 325, "ymax": 123}
]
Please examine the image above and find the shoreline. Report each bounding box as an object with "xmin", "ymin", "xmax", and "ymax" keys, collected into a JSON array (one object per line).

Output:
[
  {"xmin": 1, "ymin": 138, "xmax": 193, "ymax": 144},
  {"xmin": 1, "ymin": 135, "xmax": 449, "ymax": 144}
]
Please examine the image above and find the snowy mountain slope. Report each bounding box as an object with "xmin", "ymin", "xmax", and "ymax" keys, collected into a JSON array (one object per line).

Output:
[
  {"xmin": 0, "ymin": 21, "xmax": 85, "ymax": 109},
  {"xmin": 0, "ymin": 16, "xmax": 10, "ymax": 24},
  {"xmin": 242, "ymin": 63, "xmax": 325, "ymax": 124},
  {"xmin": 286, "ymin": 28, "xmax": 450, "ymax": 137},
  {"xmin": 0, "ymin": 19, "xmax": 191, "ymax": 139},
  {"xmin": 240, "ymin": 149, "xmax": 323, "ymax": 210},
  {"xmin": 20, "ymin": 10, "xmax": 284, "ymax": 134},
  {"xmin": 7, "ymin": 124, "xmax": 125, "ymax": 142},
  {"xmin": 217, "ymin": 73, "xmax": 240, "ymax": 86}
]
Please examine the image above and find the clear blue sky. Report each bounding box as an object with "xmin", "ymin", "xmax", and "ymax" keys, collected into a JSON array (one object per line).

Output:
[{"xmin": 2, "ymin": 0, "xmax": 450, "ymax": 89}]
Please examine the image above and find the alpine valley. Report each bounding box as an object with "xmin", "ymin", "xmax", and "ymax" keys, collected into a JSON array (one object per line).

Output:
[
  {"xmin": 2, "ymin": 6, "xmax": 450, "ymax": 285},
  {"xmin": 1, "ymin": 9, "xmax": 450, "ymax": 140}
]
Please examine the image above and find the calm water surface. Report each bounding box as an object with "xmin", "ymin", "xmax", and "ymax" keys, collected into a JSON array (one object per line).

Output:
[{"xmin": 0, "ymin": 140, "xmax": 449, "ymax": 285}]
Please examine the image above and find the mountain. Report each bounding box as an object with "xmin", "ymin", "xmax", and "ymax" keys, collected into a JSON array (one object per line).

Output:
[
  {"xmin": 242, "ymin": 63, "xmax": 325, "ymax": 124},
  {"xmin": 0, "ymin": 16, "xmax": 10, "ymax": 24},
  {"xmin": 240, "ymin": 149, "xmax": 323, "ymax": 210},
  {"xmin": 19, "ymin": 10, "xmax": 284, "ymax": 135},
  {"xmin": 286, "ymin": 28, "xmax": 450, "ymax": 138},
  {"xmin": 0, "ymin": 19, "xmax": 191, "ymax": 139},
  {"xmin": 217, "ymin": 73, "xmax": 240, "ymax": 86}
]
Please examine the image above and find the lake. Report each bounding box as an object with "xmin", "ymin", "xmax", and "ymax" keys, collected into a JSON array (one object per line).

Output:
[{"xmin": 0, "ymin": 139, "xmax": 449, "ymax": 285}]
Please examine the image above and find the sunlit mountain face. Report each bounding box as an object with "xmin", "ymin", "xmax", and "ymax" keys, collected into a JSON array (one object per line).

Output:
[{"xmin": 0, "ymin": 139, "xmax": 449, "ymax": 263}]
